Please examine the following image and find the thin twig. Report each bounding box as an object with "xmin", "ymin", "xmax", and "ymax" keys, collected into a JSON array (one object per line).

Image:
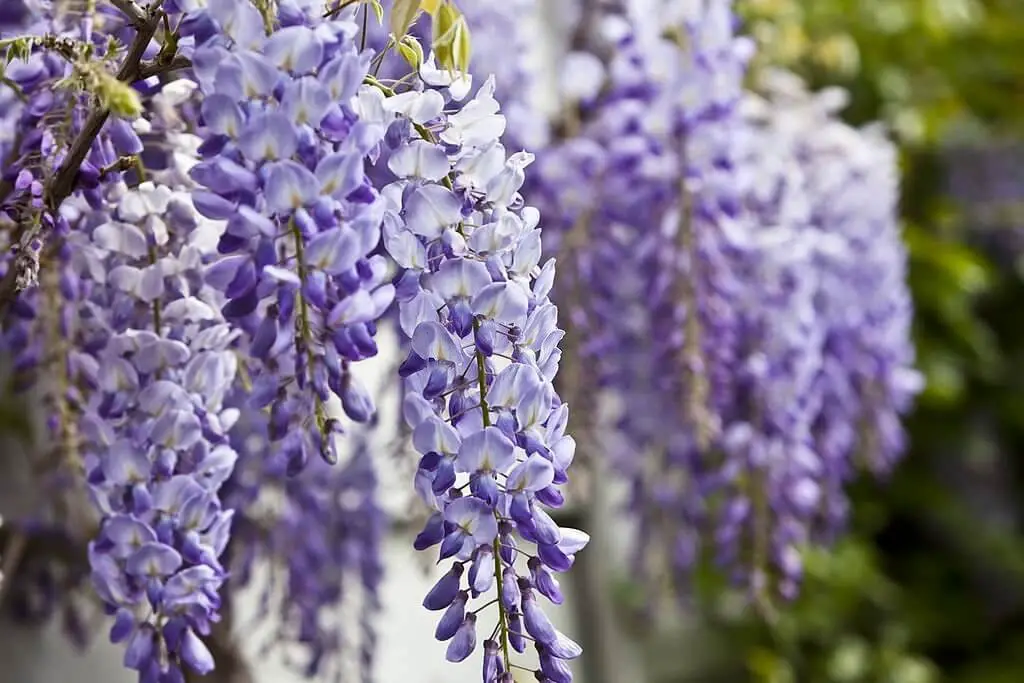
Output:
[
  {"xmin": 324, "ymin": 0, "xmax": 361, "ymax": 20},
  {"xmin": 0, "ymin": 129, "xmax": 30, "ymax": 207}
]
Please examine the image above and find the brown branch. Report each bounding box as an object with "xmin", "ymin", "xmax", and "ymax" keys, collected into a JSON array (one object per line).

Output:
[
  {"xmin": 109, "ymin": 0, "xmax": 149, "ymax": 26},
  {"xmin": 0, "ymin": 525, "xmax": 88, "ymax": 613},
  {"xmin": 0, "ymin": 527, "xmax": 89, "ymax": 572},
  {"xmin": 137, "ymin": 53, "xmax": 191, "ymax": 80},
  {"xmin": 186, "ymin": 613, "xmax": 254, "ymax": 683},
  {"xmin": 550, "ymin": 0, "xmax": 617, "ymax": 142},
  {"xmin": 0, "ymin": 1, "xmax": 174, "ymax": 322},
  {"xmin": 568, "ymin": 0, "xmax": 608, "ymax": 55},
  {"xmin": 323, "ymin": 0, "xmax": 362, "ymax": 20},
  {"xmin": 0, "ymin": 527, "xmax": 253, "ymax": 681},
  {"xmin": 185, "ymin": 595, "xmax": 254, "ymax": 683},
  {"xmin": 0, "ymin": 530, "xmax": 27, "ymax": 606}
]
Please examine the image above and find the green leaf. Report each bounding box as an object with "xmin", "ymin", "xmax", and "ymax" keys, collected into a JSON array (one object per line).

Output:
[
  {"xmin": 368, "ymin": 0, "xmax": 384, "ymax": 25},
  {"xmin": 0, "ymin": 36, "xmax": 36, "ymax": 65},
  {"xmin": 431, "ymin": 2, "xmax": 462, "ymax": 72},
  {"xmin": 828, "ymin": 637, "xmax": 871, "ymax": 681},
  {"xmin": 389, "ymin": 0, "xmax": 420, "ymax": 40},
  {"xmin": 398, "ymin": 34, "xmax": 424, "ymax": 70},
  {"xmin": 748, "ymin": 647, "xmax": 794, "ymax": 683},
  {"xmin": 451, "ymin": 16, "xmax": 471, "ymax": 73}
]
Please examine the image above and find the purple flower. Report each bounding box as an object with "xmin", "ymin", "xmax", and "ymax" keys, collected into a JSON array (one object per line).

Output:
[
  {"xmin": 445, "ymin": 613, "xmax": 478, "ymax": 663},
  {"xmin": 435, "ymin": 591, "xmax": 468, "ymax": 641},
  {"xmin": 424, "ymin": 564, "xmax": 464, "ymax": 611}
]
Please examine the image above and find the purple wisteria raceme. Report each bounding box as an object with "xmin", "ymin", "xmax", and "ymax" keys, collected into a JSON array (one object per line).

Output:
[
  {"xmin": 0, "ymin": 3, "xmax": 181, "ymax": 643},
  {"xmin": 509, "ymin": 0, "xmax": 759, "ymax": 597},
  {"xmin": 0, "ymin": 1, "xmax": 399, "ymax": 678},
  {"xmin": 222, "ymin": 402, "xmax": 386, "ymax": 681},
  {"xmin": 462, "ymin": 0, "xmax": 920, "ymax": 605},
  {"xmin": 356, "ymin": 61, "xmax": 586, "ymax": 679},
  {"xmin": 80, "ymin": 178, "xmax": 241, "ymax": 683},
  {"xmin": 732, "ymin": 71, "xmax": 922, "ymax": 551},
  {"xmin": 177, "ymin": 0, "xmax": 393, "ymax": 471},
  {"xmin": 2, "ymin": 2, "xmax": 388, "ymax": 676},
  {"xmin": 75, "ymin": 111, "xmax": 242, "ymax": 680}
]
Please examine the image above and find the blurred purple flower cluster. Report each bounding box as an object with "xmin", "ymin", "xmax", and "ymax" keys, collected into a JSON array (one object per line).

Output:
[{"xmin": 456, "ymin": 0, "xmax": 921, "ymax": 603}]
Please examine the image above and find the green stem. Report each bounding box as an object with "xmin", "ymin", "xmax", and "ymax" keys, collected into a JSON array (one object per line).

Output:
[
  {"xmin": 139, "ymin": 150, "xmax": 163, "ymax": 337},
  {"xmin": 751, "ymin": 466, "xmax": 771, "ymax": 605},
  {"xmin": 677, "ymin": 169, "xmax": 711, "ymax": 450},
  {"xmin": 152, "ymin": 295, "xmax": 162, "ymax": 335},
  {"xmin": 147, "ymin": 241, "xmax": 163, "ymax": 339},
  {"xmin": 0, "ymin": 75, "xmax": 26, "ymax": 102},
  {"xmin": 471, "ymin": 317, "xmax": 513, "ymax": 670},
  {"xmin": 369, "ymin": 37, "xmax": 394, "ymax": 77},
  {"xmin": 470, "ymin": 597, "xmax": 499, "ymax": 615},
  {"xmin": 290, "ymin": 219, "xmax": 328, "ymax": 436}
]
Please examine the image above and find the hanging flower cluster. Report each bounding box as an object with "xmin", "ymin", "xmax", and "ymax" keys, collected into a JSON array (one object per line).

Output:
[
  {"xmin": 732, "ymin": 71, "xmax": 922, "ymax": 543},
  {"xmin": 179, "ymin": 0, "xmax": 394, "ymax": 470},
  {"xmin": 0, "ymin": 0, "xmax": 582, "ymax": 681},
  {"xmin": 225, "ymin": 417, "xmax": 386, "ymax": 681},
  {"xmin": 358, "ymin": 64, "xmax": 586, "ymax": 679},
  {"xmin": 455, "ymin": 0, "xmax": 921, "ymax": 603}
]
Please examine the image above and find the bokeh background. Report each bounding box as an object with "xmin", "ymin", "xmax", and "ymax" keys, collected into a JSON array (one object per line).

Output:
[
  {"xmin": 2, "ymin": 1, "xmax": 1024, "ymax": 682},
  {"xmin": 657, "ymin": 2, "xmax": 1024, "ymax": 682}
]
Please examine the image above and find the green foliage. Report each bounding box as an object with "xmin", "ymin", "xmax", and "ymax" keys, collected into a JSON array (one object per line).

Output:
[
  {"xmin": 740, "ymin": 0, "xmax": 1024, "ymax": 143},
  {"xmin": 0, "ymin": 36, "xmax": 37, "ymax": 65},
  {"xmin": 429, "ymin": 0, "xmax": 472, "ymax": 73},
  {"xmin": 398, "ymin": 34, "xmax": 425, "ymax": 70},
  {"xmin": 390, "ymin": 0, "xmax": 421, "ymax": 41}
]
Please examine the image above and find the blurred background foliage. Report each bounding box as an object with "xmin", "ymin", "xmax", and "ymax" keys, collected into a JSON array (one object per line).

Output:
[{"xmin": 623, "ymin": 1, "xmax": 1024, "ymax": 682}]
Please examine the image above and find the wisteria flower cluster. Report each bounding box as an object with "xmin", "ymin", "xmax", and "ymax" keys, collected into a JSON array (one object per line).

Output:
[
  {"xmin": 455, "ymin": 0, "xmax": 921, "ymax": 604},
  {"xmin": 368, "ymin": 69, "xmax": 587, "ymax": 680},
  {"xmin": 0, "ymin": 0, "xmax": 585, "ymax": 680},
  {"xmin": 0, "ymin": 0, "xmax": 922, "ymax": 681}
]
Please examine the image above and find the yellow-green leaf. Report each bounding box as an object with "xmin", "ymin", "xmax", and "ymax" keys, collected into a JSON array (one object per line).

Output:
[
  {"xmin": 432, "ymin": 1, "xmax": 460, "ymax": 46},
  {"xmin": 389, "ymin": 0, "xmax": 420, "ymax": 40},
  {"xmin": 368, "ymin": 0, "xmax": 384, "ymax": 24},
  {"xmin": 398, "ymin": 34, "xmax": 425, "ymax": 70},
  {"xmin": 431, "ymin": 1, "xmax": 462, "ymax": 71},
  {"xmin": 421, "ymin": 0, "xmax": 443, "ymax": 15},
  {"xmin": 451, "ymin": 17, "xmax": 471, "ymax": 73},
  {"xmin": 97, "ymin": 72, "xmax": 142, "ymax": 118}
]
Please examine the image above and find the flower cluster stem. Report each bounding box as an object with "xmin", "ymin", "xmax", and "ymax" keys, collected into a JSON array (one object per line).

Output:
[
  {"xmin": 290, "ymin": 219, "xmax": 327, "ymax": 435},
  {"xmin": 472, "ymin": 317, "xmax": 513, "ymax": 671}
]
